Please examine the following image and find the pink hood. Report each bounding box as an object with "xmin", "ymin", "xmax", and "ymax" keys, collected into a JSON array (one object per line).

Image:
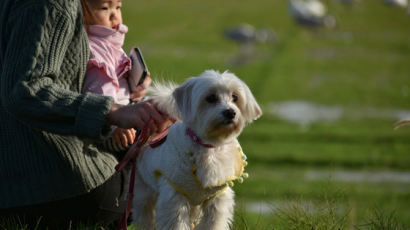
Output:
[{"xmin": 87, "ymin": 24, "xmax": 131, "ymax": 86}]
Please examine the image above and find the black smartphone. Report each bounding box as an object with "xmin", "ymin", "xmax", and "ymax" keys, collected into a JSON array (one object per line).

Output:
[{"xmin": 128, "ymin": 47, "xmax": 149, "ymax": 92}]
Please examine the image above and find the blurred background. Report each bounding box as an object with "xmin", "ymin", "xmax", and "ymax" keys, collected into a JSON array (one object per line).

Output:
[{"xmin": 122, "ymin": 0, "xmax": 410, "ymax": 229}]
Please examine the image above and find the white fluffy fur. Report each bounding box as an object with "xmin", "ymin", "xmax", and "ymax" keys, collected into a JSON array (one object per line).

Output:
[{"xmin": 133, "ymin": 70, "xmax": 262, "ymax": 230}]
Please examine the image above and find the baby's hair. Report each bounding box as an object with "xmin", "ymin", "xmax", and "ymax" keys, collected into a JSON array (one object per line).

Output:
[{"xmin": 80, "ymin": 0, "xmax": 96, "ymax": 34}]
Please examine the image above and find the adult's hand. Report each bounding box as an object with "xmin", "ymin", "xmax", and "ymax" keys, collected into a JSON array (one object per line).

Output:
[
  {"xmin": 130, "ymin": 72, "xmax": 151, "ymax": 102},
  {"xmin": 107, "ymin": 101, "xmax": 169, "ymax": 135}
]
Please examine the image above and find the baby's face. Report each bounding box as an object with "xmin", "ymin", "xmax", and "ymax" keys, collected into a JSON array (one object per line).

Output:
[{"xmin": 88, "ymin": 0, "xmax": 123, "ymax": 29}]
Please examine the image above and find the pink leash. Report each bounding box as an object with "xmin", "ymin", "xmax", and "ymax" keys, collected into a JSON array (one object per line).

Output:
[{"xmin": 115, "ymin": 119, "xmax": 154, "ymax": 230}]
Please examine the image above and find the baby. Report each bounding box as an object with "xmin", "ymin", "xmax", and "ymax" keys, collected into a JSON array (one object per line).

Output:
[{"xmin": 81, "ymin": 0, "xmax": 150, "ymax": 150}]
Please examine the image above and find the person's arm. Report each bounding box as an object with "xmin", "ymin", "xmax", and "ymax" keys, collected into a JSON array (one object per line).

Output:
[{"xmin": 0, "ymin": 3, "xmax": 113, "ymax": 138}]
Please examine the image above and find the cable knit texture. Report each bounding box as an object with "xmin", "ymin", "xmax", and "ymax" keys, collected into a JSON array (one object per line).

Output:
[{"xmin": 0, "ymin": 0, "xmax": 118, "ymax": 208}]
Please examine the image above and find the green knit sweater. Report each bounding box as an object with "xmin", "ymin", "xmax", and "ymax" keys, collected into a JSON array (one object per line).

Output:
[{"xmin": 0, "ymin": 0, "xmax": 118, "ymax": 208}]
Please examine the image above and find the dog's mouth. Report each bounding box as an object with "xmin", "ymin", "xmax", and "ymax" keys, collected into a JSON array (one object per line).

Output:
[
  {"xmin": 217, "ymin": 118, "xmax": 240, "ymax": 131},
  {"xmin": 222, "ymin": 119, "xmax": 234, "ymax": 125},
  {"xmin": 207, "ymin": 120, "xmax": 241, "ymax": 142}
]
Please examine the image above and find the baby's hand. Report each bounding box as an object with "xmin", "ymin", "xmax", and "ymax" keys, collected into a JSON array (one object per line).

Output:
[
  {"xmin": 112, "ymin": 128, "xmax": 137, "ymax": 147},
  {"xmin": 130, "ymin": 72, "xmax": 151, "ymax": 102}
]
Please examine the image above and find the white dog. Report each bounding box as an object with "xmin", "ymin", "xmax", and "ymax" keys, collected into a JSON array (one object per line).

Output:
[{"xmin": 132, "ymin": 70, "xmax": 262, "ymax": 230}]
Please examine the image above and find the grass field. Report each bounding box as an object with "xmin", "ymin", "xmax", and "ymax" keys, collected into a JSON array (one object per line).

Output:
[
  {"xmin": 120, "ymin": 0, "xmax": 410, "ymax": 229},
  {"xmin": 3, "ymin": 1, "xmax": 409, "ymax": 229}
]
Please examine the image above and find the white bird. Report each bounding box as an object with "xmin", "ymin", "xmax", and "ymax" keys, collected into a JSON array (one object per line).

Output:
[
  {"xmin": 288, "ymin": 0, "xmax": 336, "ymax": 28},
  {"xmin": 384, "ymin": 0, "xmax": 408, "ymax": 8}
]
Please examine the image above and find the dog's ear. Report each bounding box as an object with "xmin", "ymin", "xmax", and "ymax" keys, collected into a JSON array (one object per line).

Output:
[
  {"xmin": 223, "ymin": 71, "xmax": 262, "ymax": 123},
  {"xmin": 173, "ymin": 79, "xmax": 194, "ymax": 121},
  {"xmin": 242, "ymin": 83, "xmax": 262, "ymax": 123}
]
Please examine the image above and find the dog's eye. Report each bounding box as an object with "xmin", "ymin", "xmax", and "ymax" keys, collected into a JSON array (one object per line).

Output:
[
  {"xmin": 232, "ymin": 94, "xmax": 238, "ymax": 103},
  {"xmin": 206, "ymin": 94, "xmax": 218, "ymax": 103}
]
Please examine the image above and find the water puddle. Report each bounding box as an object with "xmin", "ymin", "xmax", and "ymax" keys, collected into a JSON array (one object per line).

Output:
[
  {"xmin": 268, "ymin": 100, "xmax": 343, "ymax": 128},
  {"xmin": 305, "ymin": 170, "xmax": 410, "ymax": 183},
  {"xmin": 245, "ymin": 201, "xmax": 275, "ymax": 214},
  {"xmin": 244, "ymin": 200, "xmax": 342, "ymax": 215},
  {"xmin": 268, "ymin": 100, "xmax": 410, "ymax": 128}
]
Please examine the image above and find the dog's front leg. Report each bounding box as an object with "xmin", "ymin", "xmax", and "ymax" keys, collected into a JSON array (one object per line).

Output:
[
  {"xmin": 195, "ymin": 187, "xmax": 235, "ymax": 230},
  {"xmin": 155, "ymin": 180, "xmax": 192, "ymax": 230},
  {"xmin": 132, "ymin": 172, "xmax": 156, "ymax": 230}
]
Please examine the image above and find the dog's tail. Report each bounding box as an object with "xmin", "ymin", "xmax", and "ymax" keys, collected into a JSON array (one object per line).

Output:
[{"xmin": 149, "ymin": 80, "xmax": 180, "ymax": 120}]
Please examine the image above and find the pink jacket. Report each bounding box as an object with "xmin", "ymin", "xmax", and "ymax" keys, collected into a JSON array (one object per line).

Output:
[{"xmin": 82, "ymin": 24, "xmax": 132, "ymax": 105}]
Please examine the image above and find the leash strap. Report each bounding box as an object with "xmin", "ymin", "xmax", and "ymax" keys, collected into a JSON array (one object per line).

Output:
[
  {"xmin": 116, "ymin": 119, "xmax": 153, "ymax": 230},
  {"xmin": 115, "ymin": 119, "xmax": 153, "ymax": 172}
]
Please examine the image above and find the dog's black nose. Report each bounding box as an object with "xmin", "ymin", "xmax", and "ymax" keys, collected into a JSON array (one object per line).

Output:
[{"xmin": 223, "ymin": 109, "xmax": 236, "ymax": 120}]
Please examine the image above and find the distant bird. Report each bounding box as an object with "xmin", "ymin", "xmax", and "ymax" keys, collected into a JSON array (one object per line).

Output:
[
  {"xmin": 288, "ymin": 0, "xmax": 337, "ymax": 28},
  {"xmin": 223, "ymin": 23, "xmax": 277, "ymax": 66},
  {"xmin": 384, "ymin": 0, "xmax": 408, "ymax": 8},
  {"xmin": 224, "ymin": 23, "xmax": 256, "ymax": 45},
  {"xmin": 333, "ymin": 0, "xmax": 358, "ymax": 4},
  {"xmin": 224, "ymin": 23, "xmax": 276, "ymax": 45}
]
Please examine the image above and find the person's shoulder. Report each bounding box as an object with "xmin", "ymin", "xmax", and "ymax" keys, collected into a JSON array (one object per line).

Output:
[
  {"xmin": 7, "ymin": 0, "xmax": 80, "ymax": 17},
  {"xmin": 48, "ymin": 0, "xmax": 81, "ymax": 16},
  {"xmin": 9, "ymin": 0, "xmax": 78, "ymax": 9},
  {"xmin": 49, "ymin": 0, "xmax": 79, "ymax": 9}
]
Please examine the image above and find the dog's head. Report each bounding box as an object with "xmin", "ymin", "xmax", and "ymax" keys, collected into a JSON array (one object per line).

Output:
[{"xmin": 173, "ymin": 70, "xmax": 262, "ymax": 145}]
